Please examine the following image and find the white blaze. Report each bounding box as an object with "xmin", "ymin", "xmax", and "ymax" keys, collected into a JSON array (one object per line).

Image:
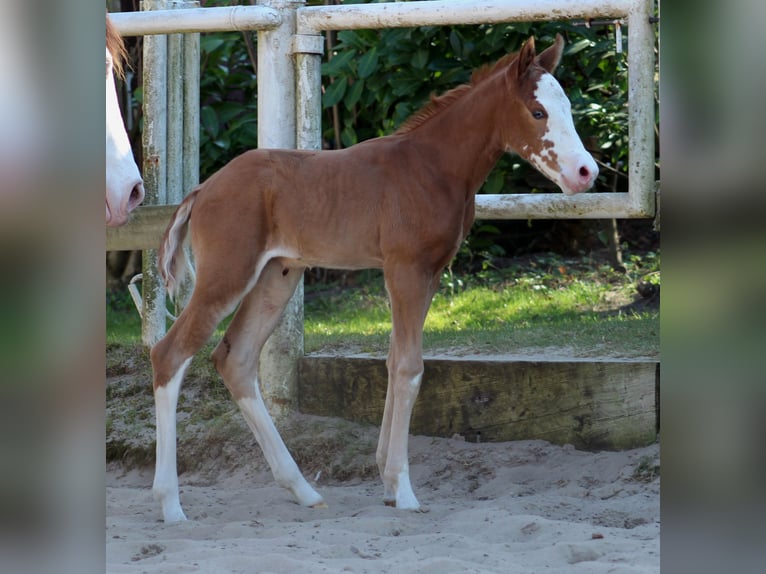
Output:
[{"xmin": 528, "ymin": 73, "xmax": 598, "ymax": 195}]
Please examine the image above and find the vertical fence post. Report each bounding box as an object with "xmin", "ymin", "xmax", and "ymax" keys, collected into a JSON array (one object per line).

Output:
[
  {"xmin": 628, "ymin": 0, "xmax": 656, "ymax": 215},
  {"xmin": 179, "ymin": 2, "xmax": 201, "ymax": 312},
  {"xmin": 182, "ymin": 2, "xmax": 200, "ymax": 197},
  {"xmin": 294, "ymin": 33, "xmax": 324, "ymax": 151},
  {"xmin": 141, "ymin": 0, "xmax": 169, "ymax": 348},
  {"xmin": 141, "ymin": 0, "xmax": 200, "ymax": 341},
  {"xmin": 256, "ymin": 0, "xmax": 305, "ymax": 420},
  {"xmin": 166, "ymin": 3, "xmax": 184, "ymax": 207},
  {"xmin": 172, "ymin": 0, "xmax": 200, "ymax": 312}
]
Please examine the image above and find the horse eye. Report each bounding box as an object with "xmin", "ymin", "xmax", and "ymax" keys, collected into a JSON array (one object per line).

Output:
[{"xmin": 532, "ymin": 110, "xmax": 547, "ymax": 120}]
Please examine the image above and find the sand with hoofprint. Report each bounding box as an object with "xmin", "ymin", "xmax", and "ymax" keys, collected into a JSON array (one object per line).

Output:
[{"xmin": 107, "ymin": 414, "xmax": 659, "ymax": 574}]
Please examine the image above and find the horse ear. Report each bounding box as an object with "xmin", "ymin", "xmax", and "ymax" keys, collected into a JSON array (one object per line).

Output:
[
  {"xmin": 517, "ymin": 36, "xmax": 537, "ymax": 79},
  {"xmin": 537, "ymin": 33, "xmax": 565, "ymax": 74}
]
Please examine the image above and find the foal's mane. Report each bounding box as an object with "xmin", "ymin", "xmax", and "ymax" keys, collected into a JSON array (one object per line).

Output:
[
  {"xmin": 106, "ymin": 14, "xmax": 128, "ymax": 79},
  {"xmin": 395, "ymin": 50, "xmax": 520, "ymax": 135}
]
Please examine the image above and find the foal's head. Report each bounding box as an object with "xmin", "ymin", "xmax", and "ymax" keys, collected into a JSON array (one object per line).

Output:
[{"xmin": 499, "ymin": 35, "xmax": 598, "ymax": 195}]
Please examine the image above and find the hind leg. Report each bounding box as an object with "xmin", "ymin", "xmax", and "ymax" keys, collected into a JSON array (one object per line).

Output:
[
  {"xmin": 150, "ymin": 286, "xmax": 241, "ymax": 522},
  {"xmin": 152, "ymin": 356, "xmax": 191, "ymax": 522},
  {"xmin": 212, "ymin": 259, "xmax": 324, "ymax": 508}
]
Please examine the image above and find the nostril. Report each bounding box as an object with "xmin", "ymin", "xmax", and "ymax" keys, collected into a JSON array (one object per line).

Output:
[
  {"xmin": 579, "ymin": 166, "xmax": 590, "ymax": 179},
  {"xmin": 129, "ymin": 182, "xmax": 145, "ymax": 210}
]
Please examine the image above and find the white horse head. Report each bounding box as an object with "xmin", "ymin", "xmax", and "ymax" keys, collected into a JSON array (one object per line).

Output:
[{"xmin": 106, "ymin": 16, "xmax": 143, "ymax": 227}]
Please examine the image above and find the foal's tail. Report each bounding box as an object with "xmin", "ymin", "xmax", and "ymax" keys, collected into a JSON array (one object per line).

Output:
[{"xmin": 159, "ymin": 187, "xmax": 200, "ymax": 301}]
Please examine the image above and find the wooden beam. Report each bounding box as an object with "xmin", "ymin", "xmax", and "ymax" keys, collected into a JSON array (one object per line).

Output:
[
  {"xmin": 299, "ymin": 355, "xmax": 659, "ymax": 451},
  {"xmin": 106, "ymin": 204, "xmax": 177, "ymax": 251}
]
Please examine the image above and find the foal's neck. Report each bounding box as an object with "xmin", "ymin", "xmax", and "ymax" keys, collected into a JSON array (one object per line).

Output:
[{"xmin": 406, "ymin": 73, "xmax": 507, "ymax": 196}]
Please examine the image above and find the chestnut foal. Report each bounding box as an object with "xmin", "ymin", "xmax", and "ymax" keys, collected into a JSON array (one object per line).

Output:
[{"xmin": 151, "ymin": 34, "xmax": 597, "ymax": 522}]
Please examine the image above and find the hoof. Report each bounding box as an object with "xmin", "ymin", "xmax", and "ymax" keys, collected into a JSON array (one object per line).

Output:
[
  {"xmin": 158, "ymin": 498, "xmax": 188, "ymax": 523},
  {"xmin": 310, "ymin": 501, "xmax": 329, "ymax": 509},
  {"xmin": 162, "ymin": 509, "xmax": 188, "ymax": 523},
  {"xmin": 383, "ymin": 499, "xmax": 425, "ymax": 511}
]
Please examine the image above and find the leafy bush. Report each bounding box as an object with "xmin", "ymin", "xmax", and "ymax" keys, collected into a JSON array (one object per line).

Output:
[{"xmin": 198, "ymin": 31, "xmax": 259, "ymax": 177}]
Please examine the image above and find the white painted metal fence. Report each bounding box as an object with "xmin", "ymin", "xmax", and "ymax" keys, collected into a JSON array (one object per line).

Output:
[{"xmin": 111, "ymin": 0, "xmax": 656, "ymax": 416}]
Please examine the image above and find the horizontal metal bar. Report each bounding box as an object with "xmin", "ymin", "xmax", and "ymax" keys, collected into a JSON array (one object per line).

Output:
[
  {"xmin": 297, "ymin": 0, "xmax": 633, "ymax": 34},
  {"xmin": 110, "ymin": 6, "xmax": 281, "ymax": 36},
  {"xmin": 475, "ymin": 192, "xmax": 652, "ymax": 220}
]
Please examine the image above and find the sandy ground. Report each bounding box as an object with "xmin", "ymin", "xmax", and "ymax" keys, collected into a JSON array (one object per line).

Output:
[{"xmin": 106, "ymin": 429, "xmax": 659, "ymax": 573}]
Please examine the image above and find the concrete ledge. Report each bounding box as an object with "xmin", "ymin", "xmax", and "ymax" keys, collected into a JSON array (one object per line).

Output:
[{"xmin": 299, "ymin": 355, "xmax": 659, "ymax": 451}]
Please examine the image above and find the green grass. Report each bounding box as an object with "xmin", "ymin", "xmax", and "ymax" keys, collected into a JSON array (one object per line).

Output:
[
  {"xmin": 106, "ymin": 290, "xmax": 143, "ymax": 344},
  {"xmin": 303, "ymin": 252, "xmax": 659, "ymax": 358},
  {"xmin": 107, "ymin": 251, "xmax": 659, "ymax": 359}
]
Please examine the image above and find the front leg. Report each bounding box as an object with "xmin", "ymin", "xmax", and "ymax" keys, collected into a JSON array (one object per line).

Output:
[
  {"xmin": 375, "ymin": 366, "xmax": 395, "ymax": 501},
  {"xmin": 378, "ymin": 264, "xmax": 439, "ymax": 509},
  {"xmin": 379, "ymin": 364, "xmax": 424, "ymax": 510}
]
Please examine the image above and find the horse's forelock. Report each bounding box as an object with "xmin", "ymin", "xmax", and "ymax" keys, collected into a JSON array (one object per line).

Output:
[{"xmin": 106, "ymin": 14, "xmax": 128, "ymax": 79}]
